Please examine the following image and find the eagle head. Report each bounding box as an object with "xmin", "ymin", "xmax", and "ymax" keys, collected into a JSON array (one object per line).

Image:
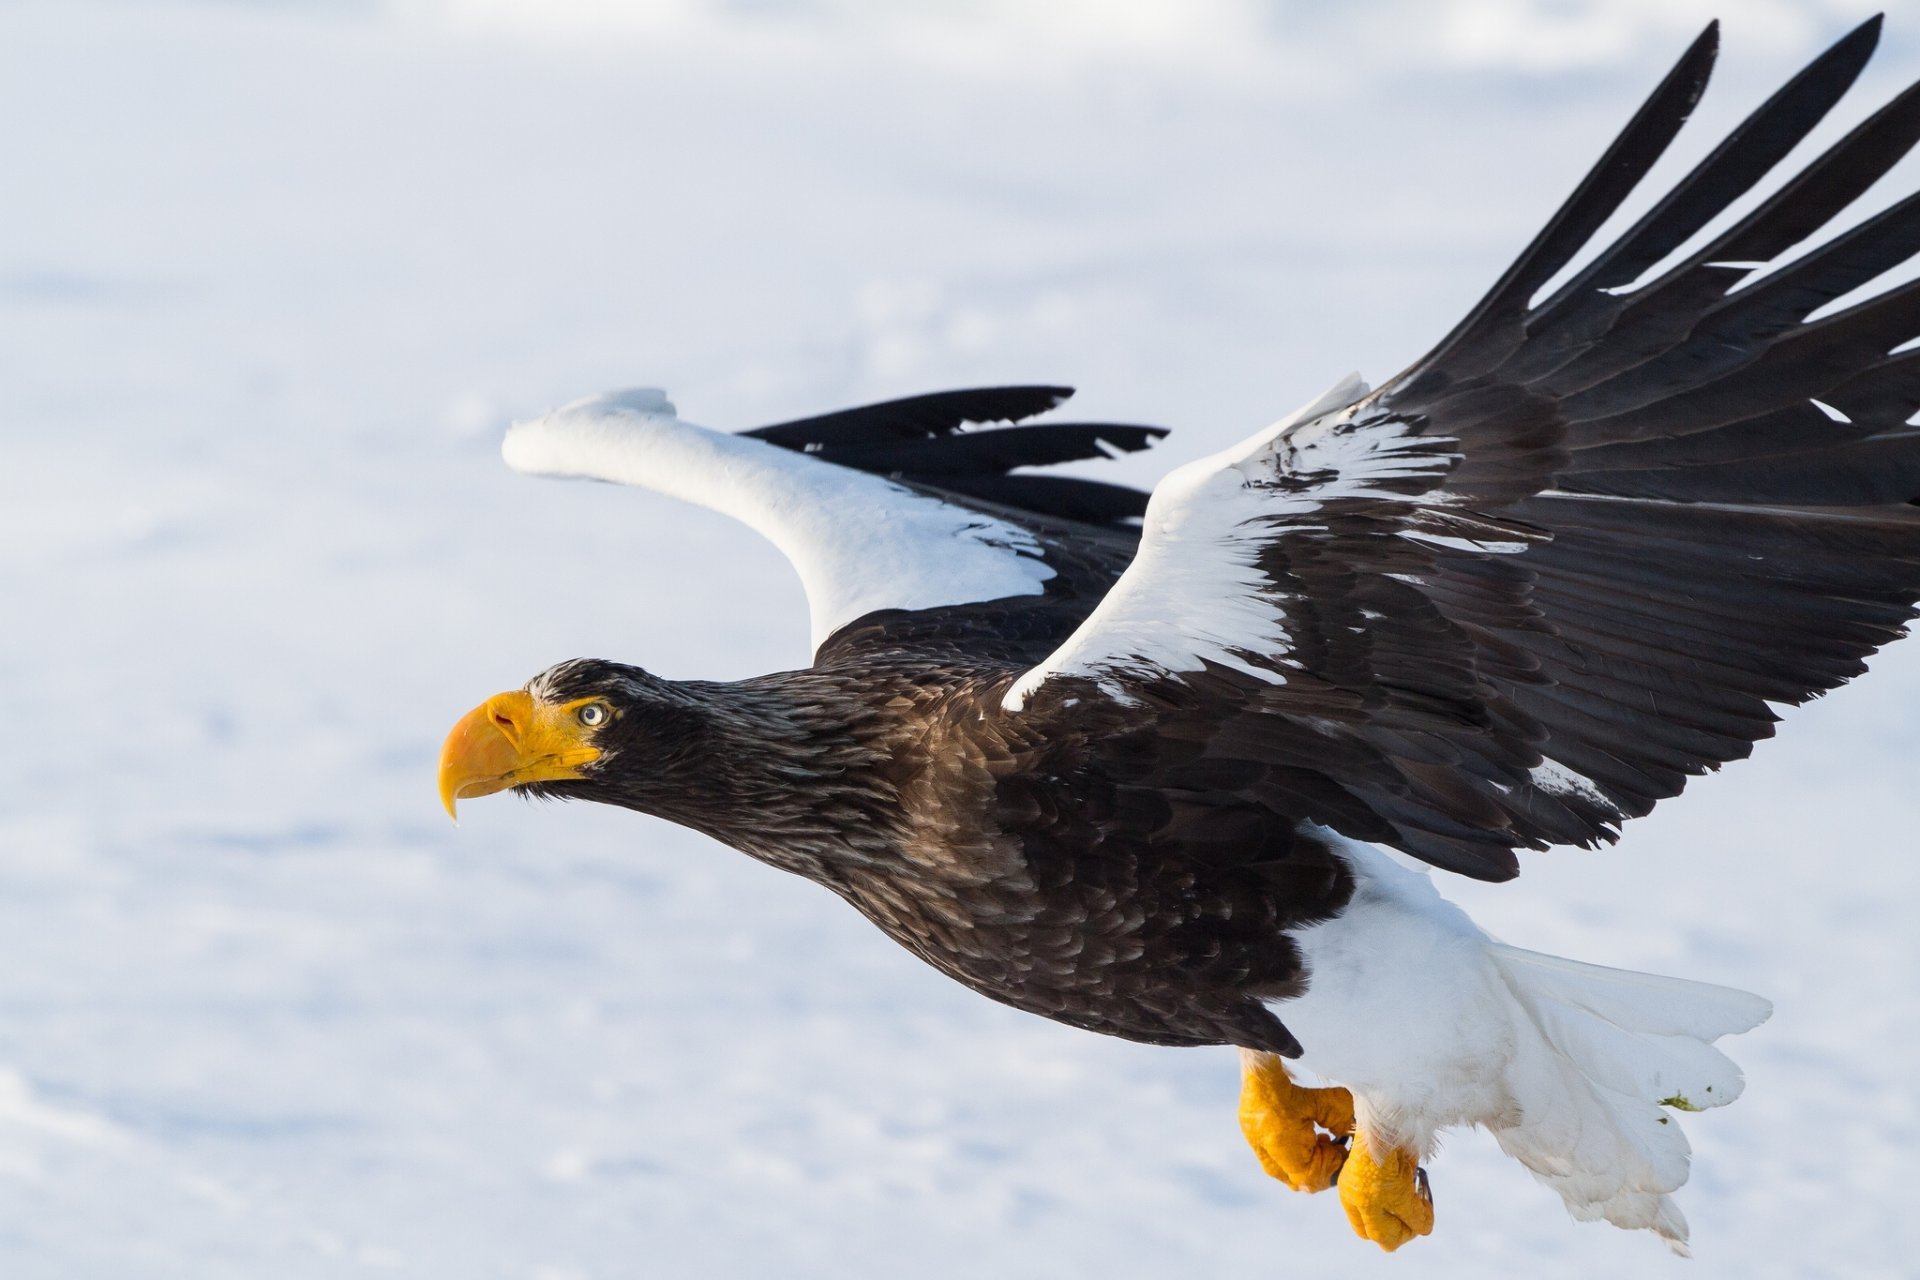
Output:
[{"xmin": 437, "ymin": 658, "xmax": 690, "ymax": 818}]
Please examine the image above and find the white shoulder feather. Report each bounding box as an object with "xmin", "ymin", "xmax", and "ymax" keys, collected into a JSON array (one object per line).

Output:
[{"xmin": 1005, "ymin": 374, "xmax": 1382, "ymax": 710}]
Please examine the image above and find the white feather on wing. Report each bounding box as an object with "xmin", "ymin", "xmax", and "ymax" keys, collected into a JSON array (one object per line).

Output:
[{"xmin": 502, "ymin": 389, "xmax": 1058, "ymax": 654}]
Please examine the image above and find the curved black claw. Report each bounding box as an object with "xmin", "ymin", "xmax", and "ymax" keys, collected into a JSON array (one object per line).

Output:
[
  {"xmin": 1328, "ymin": 1134, "xmax": 1353, "ymax": 1186},
  {"xmin": 1415, "ymin": 1165, "xmax": 1432, "ymax": 1207}
]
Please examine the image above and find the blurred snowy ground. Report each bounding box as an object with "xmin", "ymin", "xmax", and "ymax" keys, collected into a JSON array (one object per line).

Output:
[{"xmin": 2, "ymin": 1, "xmax": 1918, "ymax": 1276}]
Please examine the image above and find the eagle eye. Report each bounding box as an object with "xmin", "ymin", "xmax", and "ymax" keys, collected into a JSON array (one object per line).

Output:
[{"xmin": 576, "ymin": 702, "xmax": 610, "ymax": 728}]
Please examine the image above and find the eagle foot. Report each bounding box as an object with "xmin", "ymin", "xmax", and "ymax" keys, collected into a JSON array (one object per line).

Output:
[
  {"xmin": 1337, "ymin": 1132, "xmax": 1434, "ymax": 1252},
  {"xmin": 1237, "ymin": 1049, "xmax": 1354, "ymax": 1194}
]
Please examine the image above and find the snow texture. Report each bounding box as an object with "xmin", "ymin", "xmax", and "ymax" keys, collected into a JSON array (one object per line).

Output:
[{"xmin": 3, "ymin": 2, "xmax": 1918, "ymax": 1277}]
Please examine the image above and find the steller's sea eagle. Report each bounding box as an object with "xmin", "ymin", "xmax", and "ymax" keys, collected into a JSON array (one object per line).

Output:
[{"xmin": 439, "ymin": 18, "xmax": 1920, "ymax": 1253}]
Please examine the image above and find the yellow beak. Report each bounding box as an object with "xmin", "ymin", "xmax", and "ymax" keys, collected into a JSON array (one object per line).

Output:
[{"xmin": 437, "ymin": 689, "xmax": 603, "ymax": 820}]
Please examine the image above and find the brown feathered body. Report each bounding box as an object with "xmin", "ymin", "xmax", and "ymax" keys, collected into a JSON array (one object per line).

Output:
[{"xmin": 528, "ymin": 655, "xmax": 1351, "ymax": 1057}]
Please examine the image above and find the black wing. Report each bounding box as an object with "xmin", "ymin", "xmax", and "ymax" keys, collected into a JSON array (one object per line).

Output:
[
  {"xmin": 746, "ymin": 386, "xmax": 1166, "ymax": 529},
  {"xmin": 752, "ymin": 388, "xmax": 1171, "ymax": 665},
  {"xmin": 1010, "ymin": 17, "xmax": 1920, "ymax": 879}
]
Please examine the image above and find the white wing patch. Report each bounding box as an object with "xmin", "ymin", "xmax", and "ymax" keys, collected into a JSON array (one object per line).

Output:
[
  {"xmin": 1527, "ymin": 760, "xmax": 1622, "ymax": 817},
  {"xmin": 1002, "ymin": 451, "xmax": 1301, "ymax": 710},
  {"xmin": 1009, "ymin": 372, "xmax": 1480, "ymax": 710},
  {"xmin": 504, "ymin": 390, "xmax": 1055, "ymax": 653}
]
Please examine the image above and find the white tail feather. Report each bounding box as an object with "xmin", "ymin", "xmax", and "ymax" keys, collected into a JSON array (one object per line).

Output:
[
  {"xmin": 1486, "ymin": 944, "xmax": 1772, "ymax": 1253},
  {"xmin": 1490, "ymin": 944, "xmax": 1773, "ymax": 1042},
  {"xmin": 1279, "ymin": 840, "xmax": 1774, "ymax": 1250}
]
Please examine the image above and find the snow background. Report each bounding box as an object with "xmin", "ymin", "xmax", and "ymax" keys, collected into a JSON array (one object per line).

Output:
[{"xmin": 4, "ymin": 0, "xmax": 1919, "ymax": 1275}]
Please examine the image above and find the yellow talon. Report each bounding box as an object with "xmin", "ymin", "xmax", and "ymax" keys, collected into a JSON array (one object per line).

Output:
[
  {"xmin": 1237, "ymin": 1049, "xmax": 1354, "ymax": 1193},
  {"xmin": 1338, "ymin": 1131, "xmax": 1435, "ymax": 1252}
]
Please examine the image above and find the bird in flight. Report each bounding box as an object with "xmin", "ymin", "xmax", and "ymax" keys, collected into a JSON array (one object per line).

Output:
[{"xmin": 440, "ymin": 17, "xmax": 1920, "ymax": 1253}]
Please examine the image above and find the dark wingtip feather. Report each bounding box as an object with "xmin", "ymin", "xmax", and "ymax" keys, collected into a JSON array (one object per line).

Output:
[
  {"xmin": 742, "ymin": 386, "xmax": 1075, "ymax": 448},
  {"xmin": 1526, "ymin": 11, "xmax": 1879, "ymax": 330},
  {"xmin": 1398, "ymin": 18, "xmax": 1721, "ymax": 389},
  {"xmin": 821, "ymin": 422, "xmax": 1169, "ymax": 476},
  {"xmin": 740, "ymin": 387, "xmax": 1167, "ymax": 530}
]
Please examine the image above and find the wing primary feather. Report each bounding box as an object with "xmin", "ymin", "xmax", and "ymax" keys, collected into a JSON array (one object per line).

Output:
[
  {"xmin": 742, "ymin": 385, "xmax": 1074, "ymax": 448},
  {"xmin": 1530, "ymin": 16, "xmax": 1881, "ymax": 320},
  {"xmin": 1528, "ymin": 69, "xmax": 1920, "ymax": 399},
  {"xmin": 1543, "ymin": 192, "xmax": 1920, "ymax": 430},
  {"xmin": 1395, "ymin": 21, "xmax": 1720, "ymax": 389},
  {"xmin": 819, "ymin": 423, "xmax": 1168, "ymax": 475},
  {"xmin": 1564, "ymin": 272, "xmax": 1920, "ymax": 438}
]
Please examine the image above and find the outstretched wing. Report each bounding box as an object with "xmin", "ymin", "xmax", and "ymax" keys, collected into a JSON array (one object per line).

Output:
[
  {"xmin": 1007, "ymin": 17, "xmax": 1920, "ymax": 880},
  {"xmin": 744, "ymin": 386, "xmax": 1168, "ymax": 529},
  {"xmin": 502, "ymin": 386, "xmax": 1164, "ymax": 661}
]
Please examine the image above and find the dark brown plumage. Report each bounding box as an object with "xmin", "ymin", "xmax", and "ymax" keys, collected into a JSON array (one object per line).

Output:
[{"xmin": 521, "ymin": 656, "xmax": 1350, "ymax": 1057}]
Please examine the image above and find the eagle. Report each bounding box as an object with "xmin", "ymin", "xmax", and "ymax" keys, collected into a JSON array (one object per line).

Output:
[{"xmin": 439, "ymin": 18, "xmax": 1920, "ymax": 1254}]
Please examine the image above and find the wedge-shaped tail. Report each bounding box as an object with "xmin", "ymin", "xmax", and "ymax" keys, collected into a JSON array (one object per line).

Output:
[{"xmin": 1486, "ymin": 944, "xmax": 1772, "ymax": 1253}]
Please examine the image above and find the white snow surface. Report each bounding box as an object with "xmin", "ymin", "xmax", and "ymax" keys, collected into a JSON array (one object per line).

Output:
[
  {"xmin": 4, "ymin": 2, "xmax": 1918, "ymax": 1277},
  {"xmin": 504, "ymin": 391, "xmax": 1052, "ymax": 654}
]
